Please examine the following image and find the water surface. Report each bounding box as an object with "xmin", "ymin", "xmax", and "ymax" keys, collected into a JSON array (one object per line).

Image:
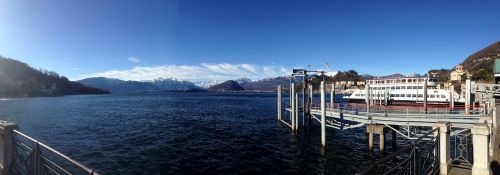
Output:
[{"xmin": 0, "ymin": 93, "xmax": 397, "ymax": 174}]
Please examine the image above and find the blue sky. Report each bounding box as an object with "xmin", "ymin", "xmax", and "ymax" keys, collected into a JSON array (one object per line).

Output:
[{"xmin": 0, "ymin": 0, "xmax": 499, "ymax": 82}]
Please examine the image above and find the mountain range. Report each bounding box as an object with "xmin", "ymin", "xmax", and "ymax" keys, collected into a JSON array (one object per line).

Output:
[{"xmin": 77, "ymin": 77, "xmax": 200, "ymax": 93}]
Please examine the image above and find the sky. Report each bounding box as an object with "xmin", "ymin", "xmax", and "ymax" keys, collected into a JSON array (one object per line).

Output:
[{"xmin": 0, "ymin": 0, "xmax": 499, "ymax": 83}]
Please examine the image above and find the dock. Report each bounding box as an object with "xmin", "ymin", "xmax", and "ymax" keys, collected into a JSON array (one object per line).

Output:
[{"xmin": 277, "ymin": 70, "xmax": 500, "ymax": 175}]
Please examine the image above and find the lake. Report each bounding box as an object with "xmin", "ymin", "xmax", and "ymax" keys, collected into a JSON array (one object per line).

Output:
[{"xmin": 0, "ymin": 93, "xmax": 396, "ymax": 174}]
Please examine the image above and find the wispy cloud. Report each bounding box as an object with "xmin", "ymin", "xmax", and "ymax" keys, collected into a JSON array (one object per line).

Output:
[
  {"xmin": 77, "ymin": 63, "xmax": 291, "ymax": 83},
  {"xmin": 127, "ymin": 57, "xmax": 141, "ymax": 63}
]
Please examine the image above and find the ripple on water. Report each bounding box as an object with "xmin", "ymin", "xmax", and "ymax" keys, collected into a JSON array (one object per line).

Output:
[{"xmin": 0, "ymin": 93, "xmax": 402, "ymax": 174}]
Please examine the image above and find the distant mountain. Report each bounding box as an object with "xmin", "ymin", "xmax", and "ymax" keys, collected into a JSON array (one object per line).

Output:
[
  {"xmin": 461, "ymin": 41, "xmax": 500, "ymax": 82},
  {"xmin": 78, "ymin": 77, "xmax": 202, "ymax": 93},
  {"xmin": 151, "ymin": 78, "xmax": 199, "ymax": 90},
  {"xmin": 192, "ymin": 80, "xmax": 223, "ymax": 88},
  {"xmin": 0, "ymin": 56, "xmax": 109, "ymax": 97},
  {"xmin": 241, "ymin": 77, "xmax": 291, "ymax": 92},
  {"xmin": 235, "ymin": 78, "xmax": 252, "ymax": 87},
  {"xmin": 77, "ymin": 77, "xmax": 158, "ymax": 93},
  {"xmin": 207, "ymin": 80, "xmax": 245, "ymax": 92}
]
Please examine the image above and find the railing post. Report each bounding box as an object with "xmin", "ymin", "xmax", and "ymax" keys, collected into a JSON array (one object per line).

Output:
[
  {"xmin": 321, "ymin": 81, "xmax": 326, "ymax": 147},
  {"xmin": 0, "ymin": 121, "xmax": 17, "ymax": 175},
  {"xmin": 471, "ymin": 123, "xmax": 490, "ymax": 175},
  {"xmin": 433, "ymin": 121, "xmax": 451, "ymax": 175}
]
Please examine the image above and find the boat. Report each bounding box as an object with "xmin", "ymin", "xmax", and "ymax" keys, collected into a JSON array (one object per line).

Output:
[{"xmin": 343, "ymin": 77, "xmax": 465, "ymax": 104}]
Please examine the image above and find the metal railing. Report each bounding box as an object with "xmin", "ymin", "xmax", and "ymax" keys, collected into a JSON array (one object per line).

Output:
[
  {"xmin": 451, "ymin": 128, "xmax": 473, "ymax": 169},
  {"xmin": 356, "ymin": 128, "xmax": 440, "ymax": 175},
  {"xmin": 10, "ymin": 129, "xmax": 100, "ymax": 175}
]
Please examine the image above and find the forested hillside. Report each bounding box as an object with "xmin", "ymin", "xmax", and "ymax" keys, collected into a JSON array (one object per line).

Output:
[{"xmin": 0, "ymin": 56, "xmax": 109, "ymax": 97}]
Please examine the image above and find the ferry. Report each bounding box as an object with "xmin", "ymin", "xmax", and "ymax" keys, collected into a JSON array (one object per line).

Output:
[{"xmin": 343, "ymin": 77, "xmax": 465, "ymax": 104}]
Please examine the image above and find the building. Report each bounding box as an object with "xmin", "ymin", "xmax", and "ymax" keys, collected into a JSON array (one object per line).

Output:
[{"xmin": 450, "ymin": 65, "xmax": 466, "ymax": 81}]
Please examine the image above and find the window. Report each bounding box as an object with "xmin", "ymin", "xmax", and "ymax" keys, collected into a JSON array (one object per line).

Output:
[
  {"xmin": 407, "ymin": 86, "xmax": 412, "ymax": 89},
  {"xmin": 413, "ymin": 86, "xmax": 417, "ymax": 89},
  {"xmin": 412, "ymin": 94, "xmax": 416, "ymax": 97},
  {"xmin": 395, "ymin": 94, "xmax": 400, "ymax": 97},
  {"xmin": 430, "ymin": 95, "xmax": 435, "ymax": 98},
  {"xmin": 391, "ymin": 94, "xmax": 395, "ymax": 97},
  {"xmin": 406, "ymin": 94, "xmax": 411, "ymax": 97},
  {"xmin": 401, "ymin": 86, "xmax": 406, "ymax": 89},
  {"xmin": 400, "ymin": 94, "xmax": 404, "ymax": 97},
  {"xmin": 418, "ymin": 94, "xmax": 423, "ymax": 97},
  {"xmin": 441, "ymin": 95, "xmax": 446, "ymax": 98},
  {"xmin": 391, "ymin": 87, "xmax": 395, "ymax": 89},
  {"xmin": 396, "ymin": 86, "xmax": 400, "ymax": 89},
  {"xmin": 418, "ymin": 86, "xmax": 423, "ymax": 89}
]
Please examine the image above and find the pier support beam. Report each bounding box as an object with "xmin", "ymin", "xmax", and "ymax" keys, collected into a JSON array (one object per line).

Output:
[
  {"xmin": 366, "ymin": 125, "xmax": 386, "ymax": 151},
  {"xmin": 277, "ymin": 85, "xmax": 281, "ymax": 121},
  {"xmin": 321, "ymin": 81, "xmax": 326, "ymax": 147},
  {"xmin": 471, "ymin": 123, "xmax": 490, "ymax": 175},
  {"xmin": 434, "ymin": 121, "xmax": 451, "ymax": 175},
  {"xmin": 0, "ymin": 121, "xmax": 17, "ymax": 175},
  {"xmin": 391, "ymin": 126, "xmax": 398, "ymax": 148}
]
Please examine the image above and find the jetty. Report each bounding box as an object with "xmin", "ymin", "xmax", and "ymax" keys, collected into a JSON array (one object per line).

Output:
[{"xmin": 277, "ymin": 69, "xmax": 500, "ymax": 175}]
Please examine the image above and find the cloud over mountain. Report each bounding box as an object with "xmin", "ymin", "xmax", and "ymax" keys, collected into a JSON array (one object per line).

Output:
[{"xmin": 78, "ymin": 63, "xmax": 291, "ymax": 83}]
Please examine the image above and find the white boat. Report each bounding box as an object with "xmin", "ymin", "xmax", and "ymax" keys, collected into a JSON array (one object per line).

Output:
[{"xmin": 343, "ymin": 77, "xmax": 465, "ymax": 104}]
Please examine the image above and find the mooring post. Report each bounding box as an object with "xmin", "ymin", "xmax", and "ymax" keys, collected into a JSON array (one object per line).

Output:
[
  {"xmin": 321, "ymin": 81, "xmax": 326, "ymax": 147},
  {"xmin": 384, "ymin": 88, "xmax": 388, "ymax": 106},
  {"xmin": 365, "ymin": 84, "xmax": 370, "ymax": 113},
  {"xmin": 291, "ymin": 83, "xmax": 295, "ymax": 131},
  {"xmin": 465, "ymin": 79, "xmax": 471, "ymax": 115},
  {"xmin": 450, "ymin": 86, "xmax": 455, "ymax": 110},
  {"xmin": 277, "ymin": 85, "xmax": 282, "ymax": 121},
  {"xmin": 434, "ymin": 121, "xmax": 451, "ymax": 175},
  {"xmin": 471, "ymin": 123, "xmax": 490, "ymax": 175},
  {"xmin": 0, "ymin": 121, "xmax": 17, "ymax": 175},
  {"xmin": 424, "ymin": 81, "xmax": 428, "ymax": 114},
  {"xmin": 295, "ymin": 93, "xmax": 299, "ymax": 131},
  {"xmin": 330, "ymin": 83, "xmax": 335, "ymax": 112}
]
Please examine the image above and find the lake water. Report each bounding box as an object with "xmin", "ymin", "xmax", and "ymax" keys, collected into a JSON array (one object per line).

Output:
[{"xmin": 0, "ymin": 93, "xmax": 398, "ymax": 174}]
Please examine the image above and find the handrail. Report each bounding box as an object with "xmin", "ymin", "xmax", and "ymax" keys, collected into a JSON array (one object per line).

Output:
[
  {"xmin": 356, "ymin": 128, "xmax": 439, "ymax": 175},
  {"xmin": 13, "ymin": 129, "xmax": 100, "ymax": 175}
]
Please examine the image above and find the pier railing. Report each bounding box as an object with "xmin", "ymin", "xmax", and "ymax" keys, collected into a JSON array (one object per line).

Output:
[
  {"xmin": 0, "ymin": 121, "xmax": 100, "ymax": 175},
  {"xmin": 10, "ymin": 129, "xmax": 100, "ymax": 175},
  {"xmin": 356, "ymin": 128, "xmax": 440, "ymax": 175}
]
